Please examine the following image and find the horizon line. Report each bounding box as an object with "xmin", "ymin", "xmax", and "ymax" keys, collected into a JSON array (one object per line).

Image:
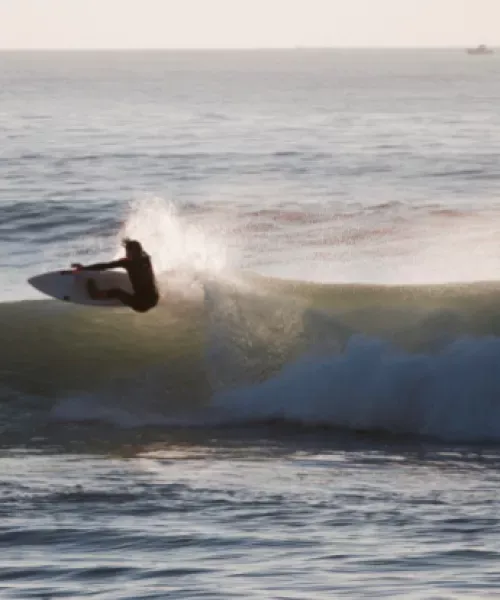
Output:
[{"xmin": 0, "ymin": 45, "xmax": 495, "ymax": 52}]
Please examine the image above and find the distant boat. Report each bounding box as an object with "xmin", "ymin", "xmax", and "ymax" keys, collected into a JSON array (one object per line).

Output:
[{"xmin": 467, "ymin": 44, "xmax": 494, "ymax": 55}]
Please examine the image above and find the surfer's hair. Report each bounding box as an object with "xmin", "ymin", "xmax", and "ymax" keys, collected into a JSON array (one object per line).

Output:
[{"xmin": 122, "ymin": 238, "xmax": 143, "ymax": 254}]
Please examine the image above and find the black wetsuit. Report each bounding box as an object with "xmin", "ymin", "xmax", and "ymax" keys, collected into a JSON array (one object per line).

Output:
[{"xmin": 83, "ymin": 254, "xmax": 159, "ymax": 312}]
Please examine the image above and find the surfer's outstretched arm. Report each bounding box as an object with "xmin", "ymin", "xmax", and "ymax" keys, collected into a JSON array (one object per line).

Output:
[{"xmin": 72, "ymin": 259, "xmax": 127, "ymax": 271}]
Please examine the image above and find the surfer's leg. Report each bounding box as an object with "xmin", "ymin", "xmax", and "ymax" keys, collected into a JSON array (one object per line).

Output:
[
  {"xmin": 86, "ymin": 279, "xmax": 155, "ymax": 312},
  {"xmin": 86, "ymin": 279, "xmax": 135, "ymax": 307},
  {"xmin": 108, "ymin": 289, "xmax": 158, "ymax": 312},
  {"xmin": 110, "ymin": 290, "xmax": 158, "ymax": 312},
  {"xmin": 105, "ymin": 287, "xmax": 136, "ymax": 308},
  {"xmin": 86, "ymin": 278, "xmax": 107, "ymax": 300}
]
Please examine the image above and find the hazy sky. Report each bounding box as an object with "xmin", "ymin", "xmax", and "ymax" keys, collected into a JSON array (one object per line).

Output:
[{"xmin": 0, "ymin": 0, "xmax": 498, "ymax": 49}]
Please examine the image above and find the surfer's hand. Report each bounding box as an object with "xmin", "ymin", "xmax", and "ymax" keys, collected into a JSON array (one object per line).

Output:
[{"xmin": 71, "ymin": 263, "xmax": 83, "ymax": 270}]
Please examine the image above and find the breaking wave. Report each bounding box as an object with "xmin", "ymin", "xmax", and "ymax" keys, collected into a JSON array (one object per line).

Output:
[{"xmin": 4, "ymin": 273, "xmax": 500, "ymax": 443}]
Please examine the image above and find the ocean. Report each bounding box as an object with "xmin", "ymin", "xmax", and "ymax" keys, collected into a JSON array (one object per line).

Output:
[{"xmin": 2, "ymin": 49, "xmax": 500, "ymax": 599}]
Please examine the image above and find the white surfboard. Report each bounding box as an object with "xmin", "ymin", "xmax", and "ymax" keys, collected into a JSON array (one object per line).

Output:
[{"xmin": 28, "ymin": 269, "xmax": 133, "ymax": 307}]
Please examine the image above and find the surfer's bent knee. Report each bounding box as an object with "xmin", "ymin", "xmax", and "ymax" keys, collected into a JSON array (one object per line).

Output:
[{"xmin": 132, "ymin": 295, "xmax": 159, "ymax": 313}]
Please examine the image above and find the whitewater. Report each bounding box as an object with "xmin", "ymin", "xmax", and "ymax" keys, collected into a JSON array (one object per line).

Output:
[{"xmin": 2, "ymin": 49, "xmax": 500, "ymax": 599}]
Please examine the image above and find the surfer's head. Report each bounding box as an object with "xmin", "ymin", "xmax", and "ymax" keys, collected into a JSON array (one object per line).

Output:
[{"xmin": 122, "ymin": 238, "xmax": 144, "ymax": 259}]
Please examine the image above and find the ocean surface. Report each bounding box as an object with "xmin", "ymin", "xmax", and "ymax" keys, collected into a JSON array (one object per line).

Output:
[{"xmin": 2, "ymin": 49, "xmax": 500, "ymax": 599}]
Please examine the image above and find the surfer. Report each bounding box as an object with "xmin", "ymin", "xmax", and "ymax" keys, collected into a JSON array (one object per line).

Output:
[{"xmin": 71, "ymin": 238, "xmax": 159, "ymax": 313}]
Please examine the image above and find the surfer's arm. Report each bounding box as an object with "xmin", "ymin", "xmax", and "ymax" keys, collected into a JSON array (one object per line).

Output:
[{"xmin": 75, "ymin": 260, "xmax": 127, "ymax": 272}]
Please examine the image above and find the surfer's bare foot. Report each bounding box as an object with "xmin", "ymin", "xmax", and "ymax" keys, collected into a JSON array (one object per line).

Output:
[
  {"xmin": 87, "ymin": 279, "xmax": 109, "ymax": 300},
  {"xmin": 86, "ymin": 278, "xmax": 98, "ymax": 299}
]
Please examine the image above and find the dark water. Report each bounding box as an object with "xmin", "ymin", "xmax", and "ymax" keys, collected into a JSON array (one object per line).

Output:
[{"xmin": 2, "ymin": 49, "xmax": 500, "ymax": 599}]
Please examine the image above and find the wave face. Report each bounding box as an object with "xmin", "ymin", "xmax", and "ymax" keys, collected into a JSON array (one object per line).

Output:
[{"xmin": 3, "ymin": 275, "xmax": 500, "ymax": 443}]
